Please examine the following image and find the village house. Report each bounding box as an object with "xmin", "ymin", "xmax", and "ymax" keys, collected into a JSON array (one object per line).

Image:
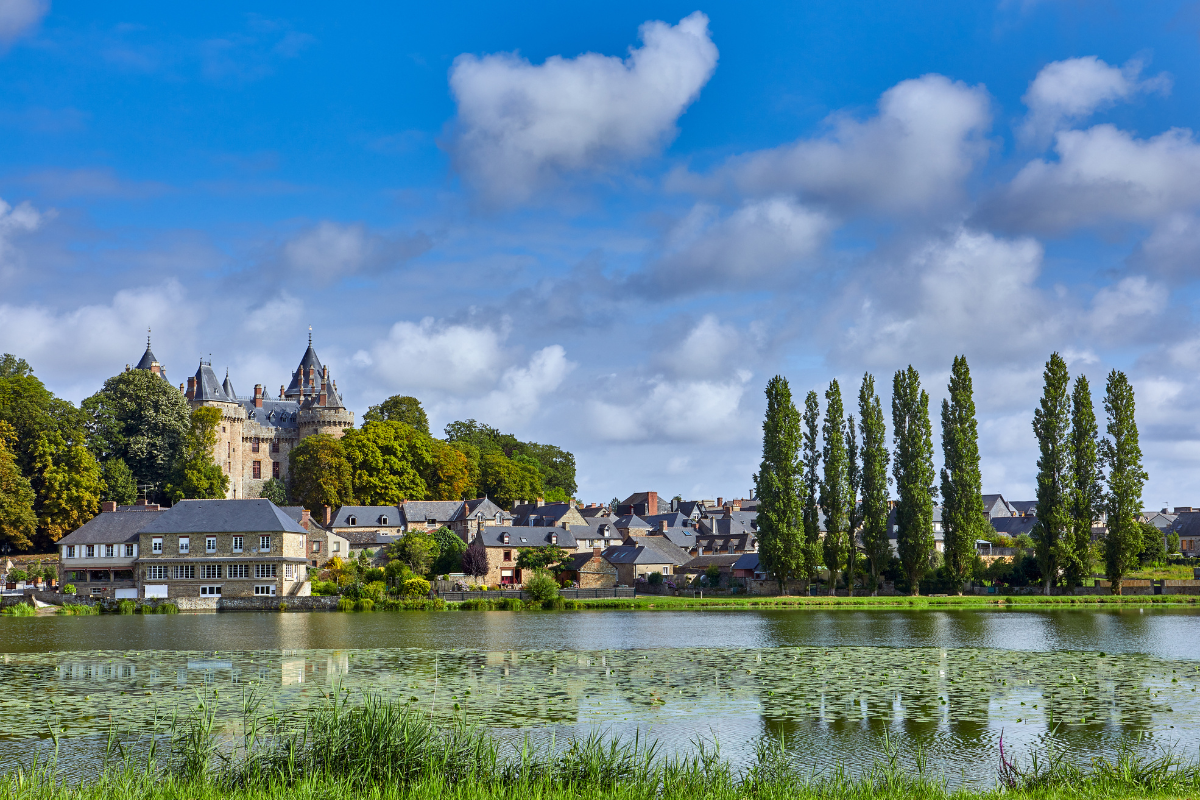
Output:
[
  {"xmin": 731, "ymin": 552, "xmax": 767, "ymax": 581},
  {"xmin": 137, "ymin": 499, "xmax": 311, "ymax": 599},
  {"xmin": 602, "ymin": 536, "xmax": 689, "ymax": 585},
  {"xmin": 57, "ymin": 500, "xmax": 164, "ymax": 598},
  {"xmin": 449, "ymin": 498, "xmax": 512, "ymax": 538},
  {"xmin": 463, "ymin": 526, "xmax": 578, "ymax": 585},
  {"xmin": 561, "ymin": 548, "xmax": 618, "ymax": 588},
  {"xmin": 679, "ymin": 553, "xmax": 741, "ymax": 584},
  {"xmin": 510, "ymin": 500, "xmax": 587, "ymax": 528}
]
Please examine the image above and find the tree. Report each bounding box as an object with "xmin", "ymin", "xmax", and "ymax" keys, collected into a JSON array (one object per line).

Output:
[
  {"xmin": 389, "ymin": 530, "xmax": 440, "ymax": 575},
  {"xmin": 939, "ymin": 356, "xmax": 988, "ymax": 595},
  {"xmin": 32, "ymin": 436, "xmax": 104, "ymax": 546},
  {"xmin": 1099, "ymin": 370, "xmax": 1147, "ymax": 596},
  {"xmin": 100, "ymin": 458, "xmax": 137, "ymax": 506},
  {"xmin": 166, "ymin": 407, "xmax": 229, "ymax": 503},
  {"xmin": 426, "ymin": 440, "xmax": 473, "ymax": 500},
  {"xmin": 430, "ymin": 526, "xmax": 466, "ymax": 575},
  {"xmin": 1138, "ymin": 522, "xmax": 1167, "ymax": 566},
  {"xmin": 479, "ymin": 453, "xmax": 542, "ymax": 509},
  {"xmin": 845, "ymin": 411, "xmax": 861, "ymax": 596},
  {"xmin": 258, "ymin": 477, "xmax": 288, "ymax": 506},
  {"xmin": 515, "ymin": 544, "xmax": 571, "ymax": 574},
  {"xmin": 820, "ymin": 381, "xmax": 850, "ymax": 596},
  {"xmin": 0, "ymin": 422, "xmax": 36, "ymax": 550},
  {"xmin": 1066, "ymin": 375, "xmax": 1101, "ymax": 588},
  {"xmin": 1031, "ymin": 353, "xmax": 1072, "ymax": 595},
  {"xmin": 342, "ymin": 420, "xmax": 431, "ymax": 504},
  {"xmin": 753, "ymin": 376, "xmax": 804, "ymax": 594},
  {"xmin": 801, "ymin": 390, "xmax": 822, "ymax": 584},
  {"xmin": 1168, "ymin": 530, "xmax": 1181, "ymax": 556},
  {"xmin": 858, "ymin": 373, "xmax": 891, "ymax": 596},
  {"xmin": 524, "ymin": 570, "xmax": 559, "ymax": 602},
  {"xmin": 0, "ymin": 354, "xmax": 87, "ymax": 478},
  {"xmin": 82, "ymin": 369, "xmax": 189, "ymax": 501},
  {"xmin": 462, "ymin": 538, "xmax": 490, "ymax": 583},
  {"xmin": 893, "ymin": 366, "xmax": 935, "ymax": 596},
  {"xmin": 362, "ymin": 395, "xmax": 430, "ymax": 434},
  {"xmin": 288, "ymin": 434, "xmax": 354, "ymax": 515},
  {"xmin": 444, "ymin": 418, "xmax": 577, "ymax": 498}
]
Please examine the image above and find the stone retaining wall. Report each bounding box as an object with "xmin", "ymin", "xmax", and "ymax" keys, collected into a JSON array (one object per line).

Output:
[{"xmin": 218, "ymin": 596, "xmax": 340, "ymax": 611}]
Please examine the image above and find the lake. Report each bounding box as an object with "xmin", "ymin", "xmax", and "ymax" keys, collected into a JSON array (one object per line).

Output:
[{"xmin": 2, "ymin": 606, "xmax": 1199, "ymax": 787}]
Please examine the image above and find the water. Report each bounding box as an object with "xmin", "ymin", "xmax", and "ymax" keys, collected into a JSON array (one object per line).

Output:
[{"xmin": 2, "ymin": 607, "xmax": 1199, "ymax": 787}]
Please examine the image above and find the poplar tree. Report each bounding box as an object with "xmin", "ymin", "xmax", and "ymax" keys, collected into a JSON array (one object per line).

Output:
[
  {"xmin": 892, "ymin": 366, "xmax": 935, "ymax": 595},
  {"xmin": 1066, "ymin": 375, "xmax": 1101, "ymax": 587},
  {"xmin": 754, "ymin": 376, "xmax": 804, "ymax": 594},
  {"xmin": 845, "ymin": 413, "xmax": 862, "ymax": 596},
  {"xmin": 801, "ymin": 390, "xmax": 822, "ymax": 585},
  {"xmin": 1032, "ymin": 353, "xmax": 1071, "ymax": 595},
  {"xmin": 820, "ymin": 381, "xmax": 850, "ymax": 595},
  {"xmin": 939, "ymin": 355, "xmax": 987, "ymax": 595},
  {"xmin": 1099, "ymin": 370, "xmax": 1146, "ymax": 596},
  {"xmin": 858, "ymin": 373, "xmax": 891, "ymax": 595}
]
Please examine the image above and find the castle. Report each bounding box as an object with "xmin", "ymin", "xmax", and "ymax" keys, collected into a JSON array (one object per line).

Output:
[{"xmin": 130, "ymin": 331, "xmax": 354, "ymax": 500}]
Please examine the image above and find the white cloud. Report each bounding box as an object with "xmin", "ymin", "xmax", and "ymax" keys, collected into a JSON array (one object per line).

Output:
[
  {"xmin": 473, "ymin": 345, "xmax": 575, "ymax": 427},
  {"xmin": 588, "ymin": 371, "xmax": 753, "ymax": 443},
  {"xmin": 1131, "ymin": 213, "xmax": 1200, "ymax": 282},
  {"xmin": 0, "ymin": 196, "xmax": 41, "ymax": 278},
  {"xmin": 1087, "ymin": 275, "xmax": 1167, "ymax": 340},
  {"xmin": 710, "ymin": 74, "xmax": 991, "ymax": 215},
  {"xmin": 367, "ymin": 317, "xmax": 507, "ymax": 393},
  {"xmin": 1019, "ymin": 56, "xmax": 1170, "ymax": 145},
  {"xmin": 982, "ymin": 124, "xmax": 1200, "ymax": 233},
  {"xmin": 447, "ymin": 12, "xmax": 717, "ymax": 205},
  {"xmin": 646, "ymin": 198, "xmax": 830, "ymax": 291},
  {"xmin": 0, "ymin": 0, "xmax": 48, "ymax": 46},
  {"xmin": 281, "ymin": 221, "xmax": 430, "ymax": 282},
  {"xmin": 242, "ymin": 292, "xmax": 304, "ymax": 336}
]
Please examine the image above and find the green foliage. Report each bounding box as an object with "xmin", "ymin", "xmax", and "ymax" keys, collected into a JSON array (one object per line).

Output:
[
  {"xmin": 1138, "ymin": 522, "xmax": 1167, "ymax": 566},
  {"xmin": 337, "ymin": 597, "xmax": 354, "ymax": 612},
  {"xmin": 82, "ymin": 368, "xmax": 189, "ymax": 501},
  {"xmin": 0, "ymin": 422, "xmax": 36, "ymax": 550},
  {"xmin": 288, "ymin": 434, "xmax": 354, "ymax": 515},
  {"xmin": 445, "ymin": 418, "xmax": 577, "ymax": 498},
  {"xmin": 32, "ymin": 434, "xmax": 105, "ymax": 546},
  {"xmin": 754, "ymin": 376, "xmax": 804, "ymax": 593},
  {"xmin": 63, "ymin": 583, "xmax": 76, "ymax": 594},
  {"xmin": 364, "ymin": 580, "xmax": 388, "ymax": 601},
  {"xmin": 648, "ymin": 571, "xmax": 664, "ymax": 586},
  {"xmin": 0, "ymin": 601, "xmax": 35, "ymax": 616},
  {"xmin": 354, "ymin": 598, "xmax": 375, "ymax": 611},
  {"xmin": 1100, "ymin": 370, "xmax": 1147, "ymax": 595},
  {"xmin": 7, "ymin": 568, "xmax": 28, "ymax": 582},
  {"xmin": 523, "ymin": 569, "xmax": 559, "ymax": 602},
  {"xmin": 820, "ymin": 381, "xmax": 850, "ymax": 595},
  {"xmin": 892, "ymin": 366, "xmax": 935, "ymax": 596},
  {"xmin": 310, "ymin": 580, "xmax": 339, "ymax": 596},
  {"xmin": 515, "ymin": 544, "xmax": 570, "ymax": 573},
  {"xmin": 100, "ymin": 458, "xmax": 137, "ymax": 505},
  {"xmin": 1032, "ymin": 352, "xmax": 1072, "ymax": 595},
  {"xmin": 427, "ymin": 440, "xmax": 473, "ymax": 500},
  {"xmin": 479, "ymin": 452, "xmax": 541, "ymax": 509},
  {"xmin": 858, "ymin": 373, "xmax": 891, "ymax": 593},
  {"xmin": 400, "ymin": 576, "xmax": 431, "ymax": 598},
  {"xmin": 800, "ymin": 390, "xmax": 822, "ymax": 581},
  {"xmin": 939, "ymin": 356, "xmax": 988, "ymax": 594},
  {"xmin": 166, "ymin": 407, "xmax": 229, "ymax": 503},
  {"xmin": 0, "ymin": 354, "xmax": 87, "ymax": 479},
  {"xmin": 704, "ymin": 563, "xmax": 722, "ymax": 587},
  {"xmin": 117, "ymin": 599, "xmax": 137, "ymax": 614},
  {"xmin": 430, "ymin": 526, "xmax": 465, "ymax": 575},
  {"xmin": 58, "ymin": 602, "xmax": 99, "ymax": 615},
  {"xmin": 1066, "ymin": 375, "xmax": 1101, "ymax": 587},
  {"xmin": 258, "ymin": 477, "xmax": 288, "ymax": 505},
  {"xmin": 342, "ymin": 420, "xmax": 431, "ymax": 504},
  {"xmin": 1168, "ymin": 531, "xmax": 1181, "ymax": 555},
  {"xmin": 389, "ymin": 530, "xmax": 440, "ymax": 575},
  {"xmin": 363, "ymin": 395, "xmax": 430, "ymax": 433}
]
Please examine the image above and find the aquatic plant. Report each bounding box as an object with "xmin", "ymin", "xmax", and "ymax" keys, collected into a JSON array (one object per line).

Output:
[
  {"xmin": 58, "ymin": 603, "xmax": 99, "ymax": 616},
  {"xmin": 0, "ymin": 602, "xmax": 35, "ymax": 616}
]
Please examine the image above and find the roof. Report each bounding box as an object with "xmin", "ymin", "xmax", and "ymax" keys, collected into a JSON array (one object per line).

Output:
[
  {"xmin": 462, "ymin": 497, "xmax": 511, "ymax": 520},
  {"xmin": 618, "ymin": 535, "xmax": 691, "ymax": 565},
  {"xmin": 472, "ymin": 526, "xmax": 578, "ymax": 548},
  {"xmin": 58, "ymin": 508, "xmax": 167, "ymax": 545},
  {"xmin": 400, "ymin": 501, "xmax": 465, "ymax": 524},
  {"xmin": 990, "ymin": 516, "xmax": 1037, "ymax": 537},
  {"xmin": 285, "ymin": 343, "xmax": 324, "ymax": 397},
  {"xmin": 511, "ymin": 501, "xmax": 582, "ymax": 526},
  {"xmin": 192, "ymin": 361, "xmax": 230, "ymax": 402},
  {"xmin": 1171, "ymin": 512, "xmax": 1200, "ymax": 536},
  {"xmin": 698, "ymin": 513, "xmax": 757, "ymax": 537},
  {"xmin": 222, "ymin": 371, "xmax": 237, "ymax": 401},
  {"xmin": 331, "ymin": 506, "xmax": 402, "ymax": 528},
  {"xmin": 342, "ymin": 531, "xmax": 400, "ymax": 547},
  {"xmin": 565, "ymin": 551, "xmax": 616, "ymax": 571},
  {"xmin": 644, "ymin": 512, "xmax": 694, "ymax": 528},
  {"xmin": 140, "ymin": 499, "xmax": 307, "ymax": 535},
  {"xmin": 579, "ymin": 506, "xmax": 609, "ymax": 518},
  {"xmin": 614, "ymin": 514, "xmax": 650, "ymax": 529},
  {"xmin": 676, "ymin": 501, "xmax": 704, "ymax": 518},
  {"xmin": 243, "ymin": 399, "xmax": 301, "ymax": 429},
  {"xmin": 733, "ymin": 552, "xmax": 761, "ymax": 571},
  {"xmin": 680, "ymin": 554, "xmax": 742, "ymax": 570}
]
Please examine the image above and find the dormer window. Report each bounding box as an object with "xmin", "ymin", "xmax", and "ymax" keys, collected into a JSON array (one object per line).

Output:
[
  {"xmin": 494, "ymin": 512, "xmax": 501, "ymax": 523},
  {"xmin": 380, "ymin": 516, "xmax": 388, "ymax": 525},
  {"xmin": 501, "ymin": 533, "xmax": 510, "ymax": 544},
  {"xmin": 348, "ymin": 515, "xmax": 357, "ymax": 526},
  {"xmin": 550, "ymin": 533, "xmax": 558, "ymax": 545}
]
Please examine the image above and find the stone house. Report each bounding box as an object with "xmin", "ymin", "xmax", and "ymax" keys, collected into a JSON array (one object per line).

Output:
[
  {"xmin": 510, "ymin": 501, "xmax": 587, "ymax": 528},
  {"xmin": 137, "ymin": 499, "xmax": 311, "ymax": 599},
  {"xmin": 601, "ymin": 536, "xmax": 689, "ymax": 585},
  {"xmin": 732, "ymin": 552, "xmax": 767, "ymax": 580},
  {"xmin": 565, "ymin": 519, "xmax": 625, "ymax": 553},
  {"xmin": 562, "ymin": 549, "xmax": 618, "ymax": 588},
  {"xmin": 57, "ymin": 500, "xmax": 164, "ymax": 598},
  {"xmin": 462, "ymin": 526, "xmax": 577, "ymax": 586},
  {"xmin": 449, "ymin": 497, "xmax": 513, "ymax": 538},
  {"xmin": 679, "ymin": 554, "xmax": 742, "ymax": 583}
]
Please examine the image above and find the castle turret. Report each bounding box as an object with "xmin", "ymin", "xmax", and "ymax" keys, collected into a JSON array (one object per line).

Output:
[{"xmin": 133, "ymin": 329, "xmax": 169, "ymax": 382}]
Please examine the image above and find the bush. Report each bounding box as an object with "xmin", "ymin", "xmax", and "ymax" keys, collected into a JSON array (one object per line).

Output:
[
  {"xmin": 117, "ymin": 599, "xmax": 137, "ymax": 614},
  {"xmin": 457, "ymin": 598, "xmax": 494, "ymax": 610},
  {"xmin": 543, "ymin": 596, "xmax": 565, "ymax": 610},
  {"xmin": 310, "ymin": 580, "xmax": 339, "ymax": 596},
  {"xmin": 354, "ymin": 598, "xmax": 375, "ymax": 612},
  {"xmin": 62, "ymin": 583, "xmax": 76, "ymax": 595},
  {"xmin": 157, "ymin": 603, "xmax": 178, "ymax": 614},
  {"xmin": 1, "ymin": 603, "xmax": 35, "ymax": 616},
  {"xmin": 364, "ymin": 580, "xmax": 387, "ymax": 602},
  {"xmin": 648, "ymin": 571, "xmax": 664, "ymax": 586},
  {"xmin": 524, "ymin": 570, "xmax": 559, "ymax": 603},
  {"xmin": 494, "ymin": 597, "xmax": 522, "ymax": 610},
  {"xmin": 58, "ymin": 603, "xmax": 98, "ymax": 615},
  {"xmin": 400, "ymin": 576, "xmax": 431, "ymax": 599},
  {"xmin": 337, "ymin": 598, "xmax": 355, "ymax": 612},
  {"xmin": 7, "ymin": 569, "xmax": 28, "ymax": 583},
  {"xmin": 704, "ymin": 564, "xmax": 722, "ymax": 587}
]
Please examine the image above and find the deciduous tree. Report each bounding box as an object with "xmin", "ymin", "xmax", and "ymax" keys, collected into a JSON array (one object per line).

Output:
[
  {"xmin": 1099, "ymin": 370, "xmax": 1147, "ymax": 596},
  {"xmin": 940, "ymin": 356, "xmax": 987, "ymax": 595},
  {"xmin": 753, "ymin": 376, "xmax": 804, "ymax": 594},
  {"xmin": 430, "ymin": 526, "xmax": 466, "ymax": 575},
  {"xmin": 288, "ymin": 434, "xmax": 354, "ymax": 515},
  {"xmin": 820, "ymin": 381, "xmax": 850, "ymax": 596},
  {"xmin": 165, "ymin": 407, "xmax": 229, "ymax": 503},
  {"xmin": 257, "ymin": 477, "xmax": 288, "ymax": 506},
  {"xmin": 1032, "ymin": 353, "xmax": 1071, "ymax": 595},
  {"xmin": 426, "ymin": 440, "xmax": 473, "ymax": 500},
  {"xmin": 858, "ymin": 373, "xmax": 891, "ymax": 595},
  {"xmin": 363, "ymin": 395, "xmax": 430, "ymax": 434},
  {"xmin": 462, "ymin": 538, "xmax": 490, "ymax": 583},
  {"xmin": 32, "ymin": 435, "xmax": 104, "ymax": 546},
  {"xmin": 893, "ymin": 366, "xmax": 935, "ymax": 596},
  {"xmin": 389, "ymin": 530, "xmax": 440, "ymax": 575},
  {"xmin": 0, "ymin": 422, "xmax": 35, "ymax": 550},
  {"xmin": 342, "ymin": 420, "xmax": 431, "ymax": 504},
  {"xmin": 1066, "ymin": 375, "xmax": 1101, "ymax": 587},
  {"xmin": 480, "ymin": 452, "xmax": 542, "ymax": 509}
]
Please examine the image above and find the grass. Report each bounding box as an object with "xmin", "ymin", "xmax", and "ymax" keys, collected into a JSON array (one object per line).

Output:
[
  {"xmin": 0, "ymin": 603, "xmax": 36, "ymax": 616},
  {"xmin": 3, "ymin": 694, "xmax": 1200, "ymax": 800},
  {"xmin": 1128, "ymin": 564, "xmax": 1197, "ymax": 580},
  {"xmin": 549, "ymin": 593, "xmax": 1200, "ymax": 610}
]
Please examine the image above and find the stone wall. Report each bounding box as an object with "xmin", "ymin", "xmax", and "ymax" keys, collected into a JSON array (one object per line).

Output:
[{"xmin": 218, "ymin": 595, "xmax": 340, "ymax": 611}]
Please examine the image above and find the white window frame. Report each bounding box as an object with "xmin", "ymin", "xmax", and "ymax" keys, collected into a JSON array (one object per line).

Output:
[
  {"xmin": 124, "ymin": 544, "xmax": 135, "ymax": 557},
  {"xmin": 206, "ymin": 537, "xmax": 216, "ymax": 553},
  {"xmin": 227, "ymin": 564, "xmax": 248, "ymax": 579},
  {"xmin": 85, "ymin": 545, "xmax": 95, "ymax": 558},
  {"xmin": 199, "ymin": 585, "xmax": 222, "ymax": 596},
  {"xmin": 147, "ymin": 565, "xmax": 167, "ymax": 580},
  {"xmin": 66, "ymin": 545, "xmax": 75, "ymax": 558},
  {"xmin": 254, "ymin": 584, "xmax": 276, "ymax": 596},
  {"xmin": 104, "ymin": 544, "xmax": 114, "ymax": 558},
  {"xmin": 333, "ymin": 541, "xmax": 340, "ymax": 552},
  {"xmin": 232, "ymin": 536, "xmax": 243, "ymax": 553},
  {"xmin": 259, "ymin": 535, "xmax": 271, "ymax": 552},
  {"xmin": 284, "ymin": 564, "xmax": 293, "ymax": 579},
  {"xmin": 255, "ymin": 563, "xmax": 277, "ymax": 579},
  {"xmin": 201, "ymin": 564, "xmax": 221, "ymax": 580},
  {"xmin": 347, "ymin": 516, "xmax": 357, "ymax": 526},
  {"xmin": 312, "ymin": 541, "xmax": 321, "ymax": 552},
  {"xmin": 173, "ymin": 565, "xmax": 195, "ymax": 579},
  {"xmin": 152, "ymin": 538, "xmax": 163, "ymax": 554},
  {"xmin": 178, "ymin": 537, "xmax": 190, "ymax": 554}
]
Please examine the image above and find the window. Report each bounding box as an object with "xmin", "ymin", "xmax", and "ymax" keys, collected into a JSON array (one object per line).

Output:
[
  {"xmin": 152, "ymin": 538, "xmax": 163, "ymax": 554},
  {"xmin": 147, "ymin": 565, "xmax": 167, "ymax": 580},
  {"xmin": 104, "ymin": 544, "xmax": 114, "ymax": 558},
  {"xmin": 663, "ymin": 566, "xmax": 671, "ymax": 575},
  {"xmin": 550, "ymin": 534, "xmax": 557, "ymax": 545},
  {"xmin": 285, "ymin": 564, "xmax": 293, "ymax": 579},
  {"xmin": 255, "ymin": 564, "xmax": 277, "ymax": 579},
  {"xmin": 173, "ymin": 565, "xmax": 196, "ymax": 579},
  {"xmin": 347, "ymin": 516, "xmax": 357, "ymax": 526},
  {"xmin": 178, "ymin": 537, "xmax": 190, "ymax": 554},
  {"xmin": 273, "ymin": 461, "xmax": 280, "ymax": 479},
  {"xmin": 313, "ymin": 541, "xmax": 321, "ymax": 552},
  {"xmin": 495, "ymin": 512, "xmax": 502, "ymax": 523},
  {"xmin": 333, "ymin": 541, "xmax": 340, "ymax": 552},
  {"xmin": 201, "ymin": 564, "xmax": 221, "ymax": 579},
  {"xmin": 206, "ymin": 537, "xmax": 216, "ymax": 553},
  {"xmin": 259, "ymin": 535, "xmax": 271, "ymax": 551},
  {"xmin": 228, "ymin": 564, "xmax": 249, "ymax": 579},
  {"xmin": 124, "ymin": 544, "xmax": 135, "ymax": 557},
  {"xmin": 252, "ymin": 461, "xmax": 262, "ymax": 479},
  {"xmin": 503, "ymin": 550, "xmax": 512, "ymax": 562},
  {"xmin": 501, "ymin": 533, "xmax": 510, "ymax": 544},
  {"xmin": 232, "ymin": 536, "xmax": 243, "ymax": 553},
  {"xmin": 254, "ymin": 584, "xmax": 277, "ymax": 596},
  {"xmin": 500, "ymin": 569, "xmax": 515, "ymax": 584},
  {"xmin": 381, "ymin": 516, "xmax": 389, "ymax": 525},
  {"xmin": 251, "ymin": 440, "xmax": 260, "ymax": 453},
  {"xmin": 85, "ymin": 545, "xmax": 95, "ymax": 558},
  {"xmin": 66, "ymin": 545, "xmax": 75, "ymax": 558},
  {"xmin": 199, "ymin": 585, "xmax": 222, "ymax": 596},
  {"xmin": 271, "ymin": 440, "xmax": 280, "ymax": 453}
]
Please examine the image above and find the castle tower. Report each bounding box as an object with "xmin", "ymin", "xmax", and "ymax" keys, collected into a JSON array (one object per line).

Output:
[
  {"xmin": 132, "ymin": 329, "xmax": 169, "ymax": 382},
  {"xmin": 185, "ymin": 359, "xmax": 247, "ymax": 499},
  {"xmin": 290, "ymin": 331, "xmax": 354, "ymax": 439}
]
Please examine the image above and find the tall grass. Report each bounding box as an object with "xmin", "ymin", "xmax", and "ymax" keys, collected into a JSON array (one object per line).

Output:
[{"xmin": 0, "ymin": 603, "xmax": 36, "ymax": 616}]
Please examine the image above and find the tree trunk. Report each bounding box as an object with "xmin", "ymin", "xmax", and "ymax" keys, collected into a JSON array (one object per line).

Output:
[{"xmin": 1113, "ymin": 578, "xmax": 1122, "ymax": 596}]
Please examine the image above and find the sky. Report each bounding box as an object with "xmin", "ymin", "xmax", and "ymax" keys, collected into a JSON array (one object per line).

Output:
[{"xmin": 1, "ymin": 0, "xmax": 1199, "ymax": 507}]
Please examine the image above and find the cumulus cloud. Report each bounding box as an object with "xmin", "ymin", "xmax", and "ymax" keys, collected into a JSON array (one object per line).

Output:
[
  {"xmin": 703, "ymin": 74, "xmax": 991, "ymax": 215},
  {"xmin": 281, "ymin": 221, "xmax": 430, "ymax": 282},
  {"xmin": 364, "ymin": 317, "xmax": 508, "ymax": 393},
  {"xmin": 0, "ymin": 0, "xmax": 48, "ymax": 46},
  {"xmin": 588, "ymin": 370, "xmax": 753, "ymax": 443},
  {"xmin": 1087, "ymin": 275, "xmax": 1167, "ymax": 341},
  {"xmin": 979, "ymin": 124, "xmax": 1200, "ymax": 233},
  {"xmin": 447, "ymin": 11, "xmax": 717, "ymax": 205},
  {"xmin": 1130, "ymin": 213, "xmax": 1200, "ymax": 283},
  {"xmin": 1019, "ymin": 56, "xmax": 1170, "ymax": 145},
  {"xmin": 473, "ymin": 345, "xmax": 575, "ymax": 427},
  {"xmin": 642, "ymin": 198, "xmax": 830, "ymax": 293}
]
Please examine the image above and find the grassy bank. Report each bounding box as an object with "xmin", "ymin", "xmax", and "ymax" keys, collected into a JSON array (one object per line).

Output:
[
  {"xmin": 3, "ymin": 696, "xmax": 1198, "ymax": 800},
  {"xmin": 498, "ymin": 594, "xmax": 1200, "ymax": 611}
]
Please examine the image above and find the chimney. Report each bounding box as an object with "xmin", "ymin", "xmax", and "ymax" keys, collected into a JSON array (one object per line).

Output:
[
  {"xmin": 560, "ymin": 522, "xmax": 570, "ymax": 531},
  {"xmin": 323, "ymin": 505, "xmax": 332, "ymax": 526},
  {"xmin": 536, "ymin": 497, "xmax": 544, "ymax": 507},
  {"xmin": 647, "ymin": 491, "xmax": 658, "ymax": 515},
  {"xmin": 280, "ymin": 385, "xmax": 285, "ymax": 399},
  {"xmin": 593, "ymin": 546, "xmax": 601, "ymax": 557},
  {"xmin": 717, "ymin": 497, "xmax": 723, "ymax": 508},
  {"xmin": 254, "ymin": 384, "xmax": 264, "ymax": 408},
  {"xmin": 724, "ymin": 505, "xmax": 733, "ymax": 519},
  {"xmin": 136, "ymin": 498, "xmax": 149, "ymax": 506},
  {"xmin": 178, "ymin": 383, "xmax": 185, "ymax": 394},
  {"xmin": 101, "ymin": 501, "xmax": 117, "ymax": 512},
  {"xmin": 660, "ymin": 520, "xmax": 668, "ymax": 532},
  {"xmin": 671, "ymin": 497, "xmax": 679, "ymax": 512},
  {"xmin": 186, "ymin": 376, "xmax": 196, "ymax": 400},
  {"xmin": 301, "ymin": 509, "xmax": 311, "ymax": 528}
]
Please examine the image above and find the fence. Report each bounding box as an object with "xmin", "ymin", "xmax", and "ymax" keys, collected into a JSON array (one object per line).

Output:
[{"xmin": 437, "ymin": 587, "xmax": 635, "ymax": 603}]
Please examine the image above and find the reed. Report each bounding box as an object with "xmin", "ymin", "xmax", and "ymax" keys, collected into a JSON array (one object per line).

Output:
[{"xmin": 0, "ymin": 603, "xmax": 35, "ymax": 616}]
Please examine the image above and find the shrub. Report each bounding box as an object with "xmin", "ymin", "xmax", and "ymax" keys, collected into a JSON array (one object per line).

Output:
[
  {"xmin": 543, "ymin": 596, "xmax": 565, "ymax": 610},
  {"xmin": 117, "ymin": 599, "xmax": 137, "ymax": 614},
  {"xmin": 494, "ymin": 597, "xmax": 522, "ymax": 610},
  {"xmin": 364, "ymin": 580, "xmax": 387, "ymax": 602},
  {"xmin": 648, "ymin": 572, "xmax": 664, "ymax": 586},
  {"xmin": 563, "ymin": 599, "xmax": 582, "ymax": 610},
  {"xmin": 278, "ymin": 602, "xmax": 288, "ymax": 612},
  {"xmin": 62, "ymin": 583, "xmax": 76, "ymax": 595},
  {"xmin": 59, "ymin": 603, "xmax": 98, "ymax": 615},
  {"xmin": 157, "ymin": 603, "xmax": 178, "ymax": 614},
  {"xmin": 1, "ymin": 603, "xmax": 35, "ymax": 616},
  {"xmin": 354, "ymin": 598, "xmax": 375, "ymax": 612},
  {"xmin": 310, "ymin": 580, "xmax": 339, "ymax": 596},
  {"xmin": 458, "ymin": 598, "xmax": 494, "ymax": 610},
  {"xmin": 400, "ymin": 576, "xmax": 431, "ymax": 599},
  {"xmin": 8, "ymin": 569, "xmax": 28, "ymax": 583},
  {"xmin": 337, "ymin": 598, "xmax": 355, "ymax": 612},
  {"xmin": 524, "ymin": 570, "xmax": 559, "ymax": 603},
  {"xmin": 704, "ymin": 564, "xmax": 722, "ymax": 586}
]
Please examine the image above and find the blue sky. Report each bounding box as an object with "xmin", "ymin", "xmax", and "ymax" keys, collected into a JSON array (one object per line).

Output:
[{"xmin": 2, "ymin": 0, "xmax": 1199, "ymax": 506}]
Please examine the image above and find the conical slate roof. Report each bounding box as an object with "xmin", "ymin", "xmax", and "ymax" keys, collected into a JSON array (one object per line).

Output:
[
  {"xmin": 192, "ymin": 361, "xmax": 229, "ymax": 402},
  {"xmin": 135, "ymin": 345, "xmax": 158, "ymax": 370},
  {"xmin": 285, "ymin": 336, "xmax": 325, "ymax": 398},
  {"xmin": 222, "ymin": 370, "xmax": 237, "ymax": 400}
]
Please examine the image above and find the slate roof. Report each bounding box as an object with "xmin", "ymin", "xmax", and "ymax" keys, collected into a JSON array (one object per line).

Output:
[
  {"xmin": 58, "ymin": 508, "xmax": 166, "ymax": 545},
  {"xmin": 644, "ymin": 512, "xmax": 695, "ymax": 529},
  {"xmin": 135, "ymin": 345, "xmax": 158, "ymax": 371},
  {"xmin": 697, "ymin": 511, "xmax": 757, "ymax": 536},
  {"xmin": 565, "ymin": 551, "xmax": 614, "ymax": 571},
  {"xmin": 461, "ymin": 497, "xmax": 511, "ymax": 521},
  {"xmin": 1143, "ymin": 511, "xmax": 1177, "ymax": 531},
  {"xmin": 676, "ymin": 501, "xmax": 705, "ymax": 519},
  {"xmin": 1009, "ymin": 501, "xmax": 1037, "ymax": 516},
  {"xmin": 732, "ymin": 552, "xmax": 761, "ymax": 571},
  {"xmin": 619, "ymin": 535, "xmax": 691, "ymax": 565},
  {"xmin": 990, "ymin": 516, "xmax": 1037, "ymax": 537},
  {"xmin": 660, "ymin": 528, "xmax": 698, "ymax": 550},
  {"xmin": 243, "ymin": 400, "xmax": 301, "ymax": 429},
  {"xmin": 140, "ymin": 499, "xmax": 307, "ymax": 535},
  {"xmin": 614, "ymin": 514, "xmax": 651, "ymax": 529},
  {"xmin": 222, "ymin": 371, "xmax": 237, "ymax": 401},
  {"xmin": 400, "ymin": 501, "xmax": 465, "ymax": 525},
  {"xmin": 330, "ymin": 506, "xmax": 402, "ymax": 528},
  {"xmin": 511, "ymin": 501, "xmax": 580, "ymax": 526},
  {"xmin": 342, "ymin": 531, "xmax": 400, "ymax": 548},
  {"xmin": 192, "ymin": 362, "xmax": 230, "ymax": 402},
  {"xmin": 472, "ymin": 526, "xmax": 578, "ymax": 548},
  {"xmin": 680, "ymin": 554, "xmax": 742, "ymax": 571},
  {"xmin": 1170, "ymin": 512, "xmax": 1200, "ymax": 537},
  {"xmin": 601, "ymin": 546, "xmax": 664, "ymax": 565},
  {"xmin": 285, "ymin": 344, "xmax": 324, "ymax": 397},
  {"xmin": 579, "ymin": 506, "xmax": 609, "ymax": 518}
]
